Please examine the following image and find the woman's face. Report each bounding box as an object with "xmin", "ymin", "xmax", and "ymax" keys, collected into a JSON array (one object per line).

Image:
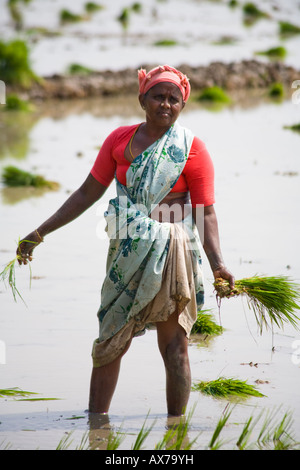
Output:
[{"xmin": 139, "ymin": 82, "xmax": 185, "ymax": 129}]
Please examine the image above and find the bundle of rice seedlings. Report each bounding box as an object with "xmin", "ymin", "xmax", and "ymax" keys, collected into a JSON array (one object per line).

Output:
[
  {"xmin": 191, "ymin": 309, "xmax": 223, "ymax": 336},
  {"xmin": 214, "ymin": 275, "xmax": 300, "ymax": 333},
  {"xmin": 0, "ymin": 238, "xmax": 36, "ymax": 304},
  {"xmin": 192, "ymin": 377, "xmax": 265, "ymax": 399},
  {"xmin": 2, "ymin": 165, "xmax": 59, "ymax": 190}
]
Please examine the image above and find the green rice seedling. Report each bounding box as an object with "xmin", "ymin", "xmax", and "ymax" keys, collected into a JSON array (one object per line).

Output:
[
  {"xmin": 268, "ymin": 82, "xmax": 284, "ymax": 98},
  {"xmin": 0, "ymin": 39, "xmax": 39, "ymax": 88},
  {"xmin": 196, "ymin": 86, "xmax": 231, "ymax": 104},
  {"xmin": 60, "ymin": 9, "xmax": 84, "ymax": 23},
  {"xmin": 256, "ymin": 407, "xmax": 299, "ymax": 450},
  {"xmin": 191, "ymin": 309, "xmax": 223, "ymax": 336},
  {"xmin": 0, "ymin": 387, "xmax": 37, "ymax": 398},
  {"xmin": 192, "ymin": 377, "xmax": 265, "ymax": 399},
  {"xmin": 2, "ymin": 165, "xmax": 59, "ymax": 190},
  {"xmin": 0, "ymin": 237, "xmax": 39, "ymax": 304},
  {"xmin": 214, "ymin": 275, "xmax": 300, "ymax": 333},
  {"xmin": 106, "ymin": 428, "xmax": 126, "ymax": 450},
  {"xmin": 255, "ymin": 46, "xmax": 287, "ymax": 60},
  {"xmin": 279, "ymin": 21, "xmax": 300, "ymax": 36},
  {"xmin": 154, "ymin": 39, "xmax": 178, "ymax": 47},
  {"xmin": 3, "ymin": 94, "xmax": 32, "ymax": 111},
  {"xmin": 131, "ymin": 412, "xmax": 155, "ymax": 450},
  {"xmin": 67, "ymin": 63, "xmax": 94, "ymax": 76},
  {"xmin": 84, "ymin": 2, "xmax": 104, "ymax": 13},
  {"xmin": 117, "ymin": 7, "xmax": 130, "ymax": 30},
  {"xmin": 208, "ymin": 405, "xmax": 232, "ymax": 450},
  {"xmin": 155, "ymin": 405, "xmax": 198, "ymax": 450},
  {"xmin": 283, "ymin": 123, "xmax": 300, "ymax": 133},
  {"xmin": 131, "ymin": 2, "xmax": 142, "ymax": 13},
  {"xmin": 242, "ymin": 3, "xmax": 269, "ymax": 21}
]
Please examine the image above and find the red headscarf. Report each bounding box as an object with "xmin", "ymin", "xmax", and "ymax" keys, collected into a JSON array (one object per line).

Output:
[{"xmin": 138, "ymin": 65, "xmax": 191, "ymax": 102}]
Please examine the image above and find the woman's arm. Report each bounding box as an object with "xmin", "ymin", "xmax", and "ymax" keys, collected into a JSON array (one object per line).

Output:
[
  {"xmin": 192, "ymin": 204, "xmax": 235, "ymax": 288},
  {"xmin": 17, "ymin": 173, "xmax": 107, "ymax": 264}
]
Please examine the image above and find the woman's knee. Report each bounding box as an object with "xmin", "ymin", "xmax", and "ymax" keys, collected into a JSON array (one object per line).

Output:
[{"xmin": 161, "ymin": 333, "xmax": 189, "ymax": 371}]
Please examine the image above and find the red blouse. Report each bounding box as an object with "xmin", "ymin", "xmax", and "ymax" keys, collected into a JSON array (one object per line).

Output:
[{"xmin": 91, "ymin": 124, "xmax": 215, "ymax": 207}]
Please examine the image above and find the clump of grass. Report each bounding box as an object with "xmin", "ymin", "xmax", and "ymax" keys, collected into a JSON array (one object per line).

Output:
[
  {"xmin": 256, "ymin": 46, "xmax": 287, "ymax": 60},
  {"xmin": 154, "ymin": 39, "xmax": 178, "ymax": 47},
  {"xmin": 84, "ymin": 2, "xmax": 104, "ymax": 13},
  {"xmin": 214, "ymin": 275, "xmax": 300, "ymax": 333},
  {"xmin": 2, "ymin": 165, "xmax": 59, "ymax": 190},
  {"xmin": 0, "ymin": 39, "xmax": 39, "ymax": 88},
  {"xmin": 279, "ymin": 21, "xmax": 300, "ymax": 36},
  {"xmin": 191, "ymin": 309, "xmax": 223, "ymax": 336},
  {"xmin": 192, "ymin": 377, "xmax": 265, "ymax": 399},
  {"xmin": 60, "ymin": 9, "xmax": 84, "ymax": 23},
  {"xmin": 67, "ymin": 63, "xmax": 94, "ymax": 76},
  {"xmin": 196, "ymin": 86, "xmax": 231, "ymax": 104},
  {"xmin": 0, "ymin": 387, "xmax": 37, "ymax": 398},
  {"xmin": 3, "ymin": 94, "xmax": 32, "ymax": 111},
  {"xmin": 242, "ymin": 3, "xmax": 269, "ymax": 21},
  {"xmin": 268, "ymin": 82, "xmax": 284, "ymax": 98},
  {"xmin": 131, "ymin": 2, "xmax": 142, "ymax": 13},
  {"xmin": 284, "ymin": 123, "xmax": 300, "ymax": 133},
  {"xmin": 117, "ymin": 7, "xmax": 130, "ymax": 30}
]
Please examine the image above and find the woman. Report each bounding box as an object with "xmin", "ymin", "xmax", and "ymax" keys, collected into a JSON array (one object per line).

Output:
[{"xmin": 18, "ymin": 65, "xmax": 234, "ymax": 416}]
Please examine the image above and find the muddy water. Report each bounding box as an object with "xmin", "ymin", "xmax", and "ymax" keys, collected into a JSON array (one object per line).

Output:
[{"xmin": 0, "ymin": 92, "xmax": 300, "ymax": 450}]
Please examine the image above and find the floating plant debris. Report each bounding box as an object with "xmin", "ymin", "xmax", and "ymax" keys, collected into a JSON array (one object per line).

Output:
[{"xmin": 214, "ymin": 275, "xmax": 300, "ymax": 333}]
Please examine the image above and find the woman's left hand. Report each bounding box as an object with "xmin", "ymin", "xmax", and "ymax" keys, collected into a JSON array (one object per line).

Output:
[{"xmin": 213, "ymin": 266, "xmax": 235, "ymax": 290}]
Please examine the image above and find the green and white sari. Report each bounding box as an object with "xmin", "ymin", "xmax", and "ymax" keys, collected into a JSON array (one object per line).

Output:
[{"xmin": 92, "ymin": 122, "xmax": 204, "ymax": 367}]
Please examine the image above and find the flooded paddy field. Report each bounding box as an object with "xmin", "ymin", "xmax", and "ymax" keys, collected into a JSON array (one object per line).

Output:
[{"xmin": 1, "ymin": 90, "xmax": 300, "ymax": 450}]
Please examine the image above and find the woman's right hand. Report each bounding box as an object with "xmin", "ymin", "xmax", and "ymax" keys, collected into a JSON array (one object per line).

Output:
[{"xmin": 17, "ymin": 230, "xmax": 44, "ymax": 265}]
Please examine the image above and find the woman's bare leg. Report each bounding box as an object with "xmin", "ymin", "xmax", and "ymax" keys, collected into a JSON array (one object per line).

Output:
[
  {"xmin": 156, "ymin": 311, "xmax": 191, "ymax": 416},
  {"xmin": 88, "ymin": 341, "xmax": 131, "ymax": 413}
]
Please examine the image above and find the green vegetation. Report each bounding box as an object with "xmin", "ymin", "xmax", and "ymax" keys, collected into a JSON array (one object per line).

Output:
[
  {"xmin": 0, "ymin": 387, "xmax": 37, "ymax": 398},
  {"xmin": 196, "ymin": 86, "xmax": 231, "ymax": 104},
  {"xmin": 214, "ymin": 275, "xmax": 300, "ymax": 333},
  {"xmin": 2, "ymin": 165, "xmax": 59, "ymax": 190},
  {"xmin": 268, "ymin": 82, "xmax": 284, "ymax": 98},
  {"xmin": 279, "ymin": 21, "xmax": 300, "ymax": 36},
  {"xmin": 154, "ymin": 39, "xmax": 178, "ymax": 46},
  {"xmin": 192, "ymin": 377, "xmax": 265, "ymax": 399},
  {"xmin": 242, "ymin": 2, "xmax": 269, "ymax": 20},
  {"xmin": 191, "ymin": 309, "xmax": 223, "ymax": 336},
  {"xmin": 0, "ymin": 237, "xmax": 37, "ymax": 304},
  {"xmin": 228, "ymin": 0, "xmax": 239, "ymax": 8},
  {"xmin": 51, "ymin": 405, "xmax": 300, "ymax": 450},
  {"xmin": 284, "ymin": 123, "xmax": 300, "ymax": 133},
  {"xmin": 117, "ymin": 3, "xmax": 143, "ymax": 30},
  {"xmin": 117, "ymin": 7, "xmax": 130, "ymax": 30},
  {"xmin": 0, "ymin": 39, "xmax": 39, "ymax": 88},
  {"xmin": 60, "ymin": 9, "xmax": 84, "ymax": 23},
  {"xmin": 84, "ymin": 2, "xmax": 104, "ymax": 13},
  {"xmin": 67, "ymin": 63, "xmax": 94, "ymax": 76},
  {"xmin": 256, "ymin": 46, "xmax": 287, "ymax": 60},
  {"xmin": 7, "ymin": 0, "xmax": 32, "ymax": 30},
  {"xmin": 3, "ymin": 94, "xmax": 32, "ymax": 111}
]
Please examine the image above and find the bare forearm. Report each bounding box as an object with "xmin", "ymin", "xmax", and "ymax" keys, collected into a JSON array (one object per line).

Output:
[{"xmin": 193, "ymin": 204, "xmax": 234, "ymax": 287}]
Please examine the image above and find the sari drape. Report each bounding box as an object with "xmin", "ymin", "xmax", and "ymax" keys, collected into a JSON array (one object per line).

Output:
[{"xmin": 92, "ymin": 122, "xmax": 204, "ymax": 367}]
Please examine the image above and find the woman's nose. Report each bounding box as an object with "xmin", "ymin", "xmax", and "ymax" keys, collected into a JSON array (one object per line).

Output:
[{"xmin": 161, "ymin": 99, "xmax": 170, "ymax": 108}]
